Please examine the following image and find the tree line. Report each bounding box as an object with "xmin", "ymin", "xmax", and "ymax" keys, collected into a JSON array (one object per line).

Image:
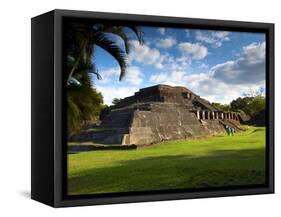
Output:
[{"xmin": 212, "ymin": 95, "xmax": 265, "ymax": 117}]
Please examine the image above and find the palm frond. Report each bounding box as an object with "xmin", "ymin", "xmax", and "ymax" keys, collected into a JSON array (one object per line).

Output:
[
  {"xmin": 106, "ymin": 28, "xmax": 131, "ymax": 54},
  {"xmin": 126, "ymin": 26, "xmax": 144, "ymax": 45},
  {"xmin": 101, "ymin": 25, "xmax": 144, "ymax": 53},
  {"xmin": 94, "ymin": 32, "xmax": 127, "ymax": 80}
]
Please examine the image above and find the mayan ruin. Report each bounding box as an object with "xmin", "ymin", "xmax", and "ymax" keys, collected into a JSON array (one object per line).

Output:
[{"xmin": 70, "ymin": 85, "xmax": 244, "ymax": 145}]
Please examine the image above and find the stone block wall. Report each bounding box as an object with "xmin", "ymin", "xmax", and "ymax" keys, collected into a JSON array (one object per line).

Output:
[
  {"xmin": 114, "ymin": 85, "xmax": 196, "ymax": 108},
  {"xmin": 125, "ymin": 103, "xmax": 225, "ymax": 145}
]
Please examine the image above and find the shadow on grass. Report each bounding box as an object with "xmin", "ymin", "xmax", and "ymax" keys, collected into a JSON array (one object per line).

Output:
[{"xmin": 68, "ymin": 148, "xmax": 266, "ymax": 195}]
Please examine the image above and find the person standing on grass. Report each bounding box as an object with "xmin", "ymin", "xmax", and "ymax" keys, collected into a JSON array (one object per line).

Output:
[
  {"xmin": 225, "ymin": 125, "xmax": 230, "ymax": 136},
  {"xmin": 231, "ymin": 127, "xmax": 235, "ymax": 136}
]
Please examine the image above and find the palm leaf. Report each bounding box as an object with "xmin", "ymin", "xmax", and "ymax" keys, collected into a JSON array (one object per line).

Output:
[
  {"xmin": 94, "ymin": 32, "xmax": 127, "ymax": 80},
  {"xmin": 102, "ymin": 25, "xmax": 144, "ymax": 53},
  {"xmin": 126, "ymin": 26, "xmax": 144, "ymax": 45},
  {"xmin": 105, "ymin": 27, "xmax": 131, "ymax": 54}
]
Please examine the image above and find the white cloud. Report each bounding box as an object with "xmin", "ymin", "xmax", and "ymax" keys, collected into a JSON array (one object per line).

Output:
[
  {"xmin": 149, "ymin": 41, "xmax": 265, "ymax": 104},
  {"xmin": 149, "ymin": 70, "xmax": 190, "ymax": 87},
  {"xmin": 149, "ymin": 69, "xmax": 264, "ymax": 104},
  {"xmin": 198, "ymin": 63, "xmax": 209, "ymax": 69},
  {"xmin": 213, "ymin": 31, "xmax": 230, "ymax": 39},
  {"xmin": 158, "ymin": 28, "xmax": 166, "ymax": 35},
  {"xmin": 190, "ymin": 77, "xmax": 265, "ymax": 104},
  {"xmin": 123, "ymin": 66, "xmax": 143, "ymax": 85},
  {"xmin": 178, "ymin": 42, "xmax": 208, "ymax": 60},
  {"xmin": 212, "ymin": 42, "xmax": 265, "ymax": 84},
  {"xmin": 155, "ymin": 37, "xmax": 177, "ymax": 48},
  {"xmin": 98, "ymin": 67, "xmax": 120, "ymax": 83},
  {"xmin": 99, "ymin": 66, "xmax": 143, "ymax": 85},
  {"xmin": 242, "ymin": 41, "xmax": 265, "ymax": 64},
  {"xmin": 149, "ymin": 73, "xmax": 169, "ymax": 83},
  {"xmin": 195, "ymin": 30, "xmax": 230, "ymax": 47},
  {"xmin": 97, "ymin": 37, "xmax": 265, "ymax": 105},
  {"xmin": 128, "ymin": 40, "xmax": 167, "ymax": 69},
  {"xmin": 96, "ymin": 86, "xmax": 139, "ymax": 105}
]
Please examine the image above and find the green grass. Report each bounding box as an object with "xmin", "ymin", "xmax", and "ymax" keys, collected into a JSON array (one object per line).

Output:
[{"xmin": 67, "ymin": 126, "xmax": 266, "ymax": 195}]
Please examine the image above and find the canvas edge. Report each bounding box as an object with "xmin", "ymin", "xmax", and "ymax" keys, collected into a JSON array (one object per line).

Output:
[{"xmin": 31, "ymin": 10, "xmax": 56, "ymax": 207}]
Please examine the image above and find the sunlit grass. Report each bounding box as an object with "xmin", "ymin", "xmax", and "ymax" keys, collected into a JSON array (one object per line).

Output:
[{"xmin": 68, "ymin": 126, "xmax": 266, "ymax": 195}]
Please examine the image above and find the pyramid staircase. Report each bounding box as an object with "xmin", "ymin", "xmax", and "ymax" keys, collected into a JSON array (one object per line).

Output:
[{"xmin": 219, "ymin": 119, "xmax": 245, "ymax": 131}]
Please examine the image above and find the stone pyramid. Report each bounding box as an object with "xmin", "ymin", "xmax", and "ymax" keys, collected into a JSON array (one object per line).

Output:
[{"xmin": 70, "ymin": 85, "xmax": 242, "ymax": 145}]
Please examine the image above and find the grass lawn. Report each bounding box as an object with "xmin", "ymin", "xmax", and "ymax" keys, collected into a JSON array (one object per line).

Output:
[{"xmin": 67, "ymin": 126, "xmax": 266, "ymax": 195}]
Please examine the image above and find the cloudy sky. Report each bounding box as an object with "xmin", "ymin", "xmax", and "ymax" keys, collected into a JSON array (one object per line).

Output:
[{"xmin": 92, "ymin": 26, "xmax": 266, "ymax": 105}]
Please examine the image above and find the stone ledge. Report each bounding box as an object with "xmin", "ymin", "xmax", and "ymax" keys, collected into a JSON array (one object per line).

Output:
[{"xmin": 68, "ymin": 144, "xmax": 137, "ymax": 153}]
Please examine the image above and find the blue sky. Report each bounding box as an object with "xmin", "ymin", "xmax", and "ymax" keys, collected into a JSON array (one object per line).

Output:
[{"xmin": 92, "ymin": 26, "xmax": 265, "ymax": 105}]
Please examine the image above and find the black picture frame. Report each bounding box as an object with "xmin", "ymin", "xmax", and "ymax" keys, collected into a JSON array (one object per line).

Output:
[{"xmin": 31, "ymin": 9, "xmax": 274, "ymax": 207}]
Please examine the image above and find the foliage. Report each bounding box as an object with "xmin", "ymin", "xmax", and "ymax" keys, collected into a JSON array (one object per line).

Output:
[
  {"xmin": 244, "ymin": 96, "xmax": 265, "ymax": 116},
  {"xmin": 211, "ymin": 102, "xmax": 231, "ymax": 111},
  {"xmin": 230, "ymin": 97, "xmax": 253, "ymax": 112},
  {"xmin": 65, "ymin": 22, "xmax": 143, "ymax": 82},
  {"xmin": 112, "ymin": 98, "xmax": 121, "ymax": 105},
  {"xmin": 67, "ymin": 76, "xmax": 104, "ymax": 132},
  {"xmin": 230, "ymin": 96, "xmax": 265, "ymax": 116},
  {"xmin": 65, "ymin": 21, "xmax": 143, "ymax": 133},
  {"xmin": 236, "ymin": 109, "xmax": 246, "ymax": 115},
  {"xmin": 211, "ymin": 95, "xmax": 265, "ymax": 117},
  {"xmin": 68, "ymin": 127, "xmax": 266, "ymax": 195}
]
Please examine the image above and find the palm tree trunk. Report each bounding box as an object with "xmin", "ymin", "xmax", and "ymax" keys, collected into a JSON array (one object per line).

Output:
[
  {"xmin": 67, "ymin": 39, "xmax": 88, "ymax": 82},
  {"xmin": 67, "ymin": 55, "xmax": 81, "ymax": 82}
]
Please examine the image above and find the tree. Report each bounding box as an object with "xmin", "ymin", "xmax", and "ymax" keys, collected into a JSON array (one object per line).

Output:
[
  {"xmin": 211, "ymin": 102, "xmax": 231, "ymax": 111},
  {"xmin": 230, "ymin": 95, "xmax": 265, "ymax": 116},
  {"xmin": 112, "ymin": 98, "xmax": 121, "ymax": 105},
  {"xmin": 230, "ymin": 97, "xmax": 253, "ymax": 112},
  {"xmin": 245, "ymin": 95, "xmax": 265, "ymax": 116},
  {"xmin": 65, "ymin": 22, "xmax": 144, "ymax": 133},
  {"xmin": 67, "ymin": 70, "xmax": 104, "ymax": 132},
  {"xmin": 65, "ymin": 22, "xmax": 144, "ymax": 82}
]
